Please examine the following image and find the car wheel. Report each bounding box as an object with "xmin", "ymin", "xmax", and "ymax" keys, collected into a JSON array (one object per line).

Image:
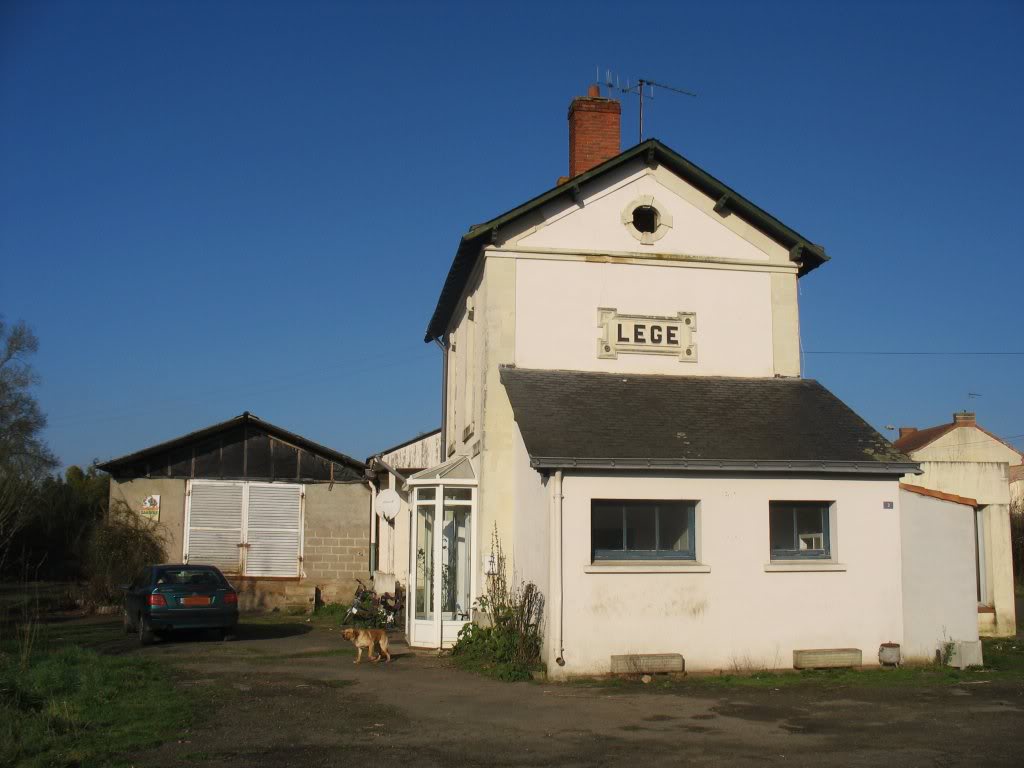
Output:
[
  {"xmin": 138, "ymin": 614, "xmax": 155, "ymax": 646},
  {"xmin": 221, "ymin": 626, "xmax": 237, "ymax": 642}
]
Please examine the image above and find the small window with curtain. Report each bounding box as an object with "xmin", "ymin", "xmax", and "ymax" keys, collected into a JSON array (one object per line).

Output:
[
  {"xmin": 769, "ymin": 501, "xmax": 832, "ymax": 560},
  {"xmin": 591, "ymin": 500, "xmax": 696, "ymax": 561}
]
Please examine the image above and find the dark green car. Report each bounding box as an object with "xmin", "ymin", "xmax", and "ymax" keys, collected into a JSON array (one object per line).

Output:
[{"xmin": 123, "ymin": 564, "xmax": 239, "ymax": 645}]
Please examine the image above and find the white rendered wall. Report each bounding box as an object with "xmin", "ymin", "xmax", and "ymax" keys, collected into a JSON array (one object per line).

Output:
[
  {"xmin": 514, "ymin": 257, "xmax": 776, "ymax": 376},
  {"xmin": 898, "ymin": 490, "xmax": 979, "ymax": 661},
  {"xmin": 514, "ymin": 164, "xmax": 773, "ymax": 263},
  {"xmin": 549, "ymin": 473, "xmax": 904, "ymax": 677}
]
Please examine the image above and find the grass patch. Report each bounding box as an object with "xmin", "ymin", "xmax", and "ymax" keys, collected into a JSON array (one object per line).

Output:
[
  {"xmin": 0, "ymin": 611, "xmax": 197, "ymax": 767},
  {"xmin": 570, "ymin": 638, "xmax": 1024, "ymax": 692},
  {"xmin": 0, "ymin": 644, "xmax": 193, "ymax": 767}
]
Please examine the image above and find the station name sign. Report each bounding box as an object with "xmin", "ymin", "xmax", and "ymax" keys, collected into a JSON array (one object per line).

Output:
[{"xmin": 597, "ymin": 308, "xmax": 697, "ymax": 361}]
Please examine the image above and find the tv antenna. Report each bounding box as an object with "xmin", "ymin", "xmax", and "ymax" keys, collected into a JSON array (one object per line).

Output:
[{"xmin": 598, "ymin": 67, "xmax": 697, "ymax": 143}]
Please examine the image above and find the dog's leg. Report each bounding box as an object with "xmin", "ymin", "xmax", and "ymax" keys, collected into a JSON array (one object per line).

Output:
[
  {"xmin": 381, "ymin": 636, "xmax": 391, "ymax": 663},
  {"xmin": 370, "ymin": 641, "xmax": 380, "ymax": 663},
  {"xmin": 354, "ymin": 646, "xmax": 362, "ymax": 665}
]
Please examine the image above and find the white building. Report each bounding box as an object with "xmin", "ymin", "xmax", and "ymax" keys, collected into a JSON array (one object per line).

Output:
[{"xmin": 395, "ymin": 86, "xmax": 981, "ymax": 675}]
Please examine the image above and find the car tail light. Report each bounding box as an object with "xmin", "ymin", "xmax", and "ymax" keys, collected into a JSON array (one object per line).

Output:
[
  {"xmin": 224, "ymin": 592, "xmax": 238, "ymax": 605},
  {"xmin": 148, "ymin": 594, "xmax": 167, "ymax": 607}
]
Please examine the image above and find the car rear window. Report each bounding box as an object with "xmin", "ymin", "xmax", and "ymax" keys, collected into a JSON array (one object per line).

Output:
[{"xmin": 155, "ymin": 568, "xmax": 225, "ymax": 587}]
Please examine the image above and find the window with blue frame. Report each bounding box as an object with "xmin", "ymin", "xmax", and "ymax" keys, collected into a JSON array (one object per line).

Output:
[
  {"xmin": 769, "ymin": 501, "xmax": 832, "ymax": 560},
  {"xmin": 591, "ymin": 500, "xmax": 696, "ymax": 561}
]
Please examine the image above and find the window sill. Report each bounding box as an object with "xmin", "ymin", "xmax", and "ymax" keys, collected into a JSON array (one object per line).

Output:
[
  {"xmin": 585, "ymin": 562, "xmax": 711, "ymax": 574},
  {"xmin": 763, "ymin": 562, "xmax": 846, "ymax": 573}
]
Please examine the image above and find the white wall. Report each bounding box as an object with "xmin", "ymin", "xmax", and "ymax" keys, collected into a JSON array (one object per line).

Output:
[
  {"xmin": 514, "ymin": 163, "xmax": 773, "ymax": 263},
  {"xmin": 898, "ymin": 489, "xmax": 979, "ymax": 661},
  {"xmin": 550, "ymin": 472, "xmax": 904, "ymax": 677},
  {"xmin": 511, "ymin": 422, "xmax": 550, "ymax": 598},
  {"xmin": 514, "ymin": 257, "xmax": 776, "ymax": 377}
]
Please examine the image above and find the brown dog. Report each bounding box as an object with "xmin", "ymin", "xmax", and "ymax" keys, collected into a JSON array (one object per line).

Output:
[{"xmin": 341, "ymin": 628, "xmax": 391, "ymax": 664}]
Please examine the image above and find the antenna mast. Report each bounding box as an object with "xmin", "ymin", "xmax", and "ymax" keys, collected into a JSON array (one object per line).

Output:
[{"xmin": 600, "ymin": 69, "xmax": 697, "ymax": 142}]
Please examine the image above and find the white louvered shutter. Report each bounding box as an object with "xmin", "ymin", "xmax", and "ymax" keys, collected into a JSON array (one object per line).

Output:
[
  {"xmin": 187, "ymin": 482, "xmax": 243, "ymax": 572},
  {"xmin": 244, "ymin": 484, "xmax": 301, "ymax": 577}
]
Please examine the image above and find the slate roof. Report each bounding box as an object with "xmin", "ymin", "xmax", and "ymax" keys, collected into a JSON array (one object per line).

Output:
[
  {"xmin": 500, "ymin": 368, "xmax": 916, "ymax": 474},
  {"xmin": 425, "ymin": 138, "xmax": 829, "ymax": 342}
]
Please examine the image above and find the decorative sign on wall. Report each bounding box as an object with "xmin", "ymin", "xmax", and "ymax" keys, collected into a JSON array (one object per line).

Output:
[
  {"xmin": 597, "ymin": 308, "xmax": 697, "ymax": 361},
  {"xmin": 141, "ymin": 494, "xmax": 161, "ymax": 521}
]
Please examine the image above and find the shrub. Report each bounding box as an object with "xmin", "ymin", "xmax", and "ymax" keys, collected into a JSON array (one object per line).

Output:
[
  {"xmin": 82, "ymin": 500, "xmax": 166, "ymax": 608},
  {"xmin": 452, "ymin": 527, "xmax": 544, "ymax": 681}
]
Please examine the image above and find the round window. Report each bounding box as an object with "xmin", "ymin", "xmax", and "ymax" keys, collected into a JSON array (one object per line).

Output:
[{"xmin": 631, "ymin": 205, "xmax": 659, "ymax": 234}]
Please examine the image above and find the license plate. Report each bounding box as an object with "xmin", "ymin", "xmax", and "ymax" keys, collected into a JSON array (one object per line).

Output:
[{"xmin": 181, "ymin": 596, "xmax": 210, "ymax": 606}]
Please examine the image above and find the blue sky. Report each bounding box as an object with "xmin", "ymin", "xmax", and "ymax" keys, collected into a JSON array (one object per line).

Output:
[{"xmin": 1, "ymin": 0, "xmax": 1021, "ymax": 468}]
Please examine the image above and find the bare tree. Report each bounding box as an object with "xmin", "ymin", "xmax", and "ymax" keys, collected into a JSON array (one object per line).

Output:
[{"xmin": 0, "ymin": 317, "xmax": 57, "ymax": 479}]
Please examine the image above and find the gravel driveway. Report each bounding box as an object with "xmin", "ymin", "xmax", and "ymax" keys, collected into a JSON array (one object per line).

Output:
[{"xmin": 127, "ymin": 618, "xmax": 1024, "ymax": 768}]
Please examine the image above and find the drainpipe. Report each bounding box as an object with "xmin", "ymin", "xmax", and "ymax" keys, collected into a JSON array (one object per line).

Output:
[
  {"xmin": 552, "ymin": 469, "xmax": 565, "ymax": 666},
  {"xmin": 367, "ymin": 474, "xmax": 378, "ymax": 574},
  {"xmin": 432, "ymin": 335, "xmax": 448, "ymax": 452}
]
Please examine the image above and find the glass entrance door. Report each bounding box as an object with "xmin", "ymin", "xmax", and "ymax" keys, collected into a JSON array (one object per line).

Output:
[{"xmin": 408, "ymin": 483, "xmax": 475, "ymax": 648}]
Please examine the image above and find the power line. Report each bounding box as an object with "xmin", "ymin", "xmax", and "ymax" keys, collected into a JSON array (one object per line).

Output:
[{"xmin": 806, "ymin": 351, "xmax": 1024, "ymax": 356}]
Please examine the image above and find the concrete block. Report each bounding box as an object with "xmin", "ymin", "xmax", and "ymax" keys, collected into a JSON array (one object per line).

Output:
[
  {"xmin": 793, "ymin": 648, "xmax": 862, "ymax": 669},
  {"xmin": 610, "ymin": 653, "xmax": 684, "ymax": 674},
  {"xmin": 947, "ymin": 640, "xmax": 984, "ymax": 669}
]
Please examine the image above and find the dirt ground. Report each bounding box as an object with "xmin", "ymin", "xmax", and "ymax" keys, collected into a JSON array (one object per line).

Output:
[{"xmin": 92, "ymin": 616, "xmax": 1024, "ymax": 768}]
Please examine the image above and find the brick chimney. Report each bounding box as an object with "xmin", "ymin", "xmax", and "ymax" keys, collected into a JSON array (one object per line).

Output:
[
  {"xmin": 568, "ymin": 84, "xmax": 621, "ymax": 178},
  {"xmin": 898, "ymin": 427, "xmax": 918, "ymax": 439},
  {"xmin": 953, "ymin": 411, "xmax": 976, "ymax": 427}
]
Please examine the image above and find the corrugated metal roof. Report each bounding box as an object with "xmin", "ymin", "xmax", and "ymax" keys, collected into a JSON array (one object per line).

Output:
[{"xmin": 96, "ymin": 412, "xmax": 365, "ymax": 473}]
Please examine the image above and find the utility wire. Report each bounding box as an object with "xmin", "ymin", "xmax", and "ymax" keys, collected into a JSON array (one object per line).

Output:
[{"xmin": 806, "ymin": 351, "xmax": 1024, "ymax": 356}]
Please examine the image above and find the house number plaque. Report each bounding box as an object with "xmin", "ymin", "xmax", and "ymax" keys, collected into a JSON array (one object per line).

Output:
[{"xmin": 597, "ymin": 308, "xmax": 697, "ymax": 362}]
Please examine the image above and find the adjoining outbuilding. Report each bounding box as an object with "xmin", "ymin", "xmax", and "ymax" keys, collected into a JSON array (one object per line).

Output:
[
  {"xmin": 894, "ymin": 412, "xmax": 1021, "ymax": 637},
  {"xmin": 97, "ymin": 412, "xmax": 371, "ymax": 611}
]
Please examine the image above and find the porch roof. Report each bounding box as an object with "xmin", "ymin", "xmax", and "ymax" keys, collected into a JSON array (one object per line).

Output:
[{"xmin": 500, "ymin": 367, "xmax": 918, "ymax": 475}]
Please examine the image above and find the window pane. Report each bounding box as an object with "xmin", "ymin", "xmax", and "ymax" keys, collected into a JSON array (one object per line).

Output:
[
  {"xmin": 769, "ymin": 505, "xmax": 794, "ymax": 552},
  {"xmin": 770, "ymin": 501, "xmax": 830, "ymax": 558},
  {"xmin": 658, "ymin": 503, "xmax": 691, "ymax": 552},
  {"xmin": 443, "ymin": 487, "xmax": 472, "ymax": 501},
  {"xmin": 415, "ymin": 505, "xmax": 434, "ymax": 620},
  {"xmin": 796, "ymin": 506, "xmax": 826, "ymax": 553},
  {"xmin": 441, "ymin": 505, "xmax": 472, "ymax": 621},
  {"xmin": 625, "ymin": 504, "xmax": 656, "ymax": 550},
  {"xmin": 417, "ymin": 487, "xmax": 436, "ymax": 501},
  {"xmin": 591, "ymin": 502, "xmax": 623, "ymax": 552}
]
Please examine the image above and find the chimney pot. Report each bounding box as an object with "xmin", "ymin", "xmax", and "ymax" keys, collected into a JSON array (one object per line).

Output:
[
  {"xmin": 567, "ymin": 86, "xmax": 621, "ymax": 178},
  {"xmin": 899, "ymin": 427, "xmax": 917, "ymax": 439},
  {"xmin": 953, "ymin": 411, "xmax": 976, "ymax": 427}
]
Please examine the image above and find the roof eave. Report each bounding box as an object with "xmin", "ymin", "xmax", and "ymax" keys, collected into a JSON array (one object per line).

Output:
[{"xmin": 528, "ymin": 457, "xmax": 920, "ymax": 475}]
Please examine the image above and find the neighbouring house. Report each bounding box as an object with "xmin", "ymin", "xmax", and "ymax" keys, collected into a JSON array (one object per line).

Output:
[
  {"xmin": 98, "ymin": 412, "xmax": 371, "ymax": 611},
  {"xmin": 365, "ymin": 429, "xmax": 442, "ymax": 593},
  {"xmin": 403, "ymin": 84, "xmax": 980, "ymax": 675},
  {"xmin": 893, "ymin": 412, "xmax": 1022, "ymax": 637},
  {"xmin": 1010, "ymin": 464, "xmax": 1024, "ymax": 504}
]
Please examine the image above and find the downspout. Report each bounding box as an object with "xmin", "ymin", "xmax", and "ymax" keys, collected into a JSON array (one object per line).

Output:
[
  {"xmin": 432, "ymin": 335, "xmax": 448, "ymax": 453},
  {"xmin": 367, "ymin": 474, "xmax": 378, "ymax": 574},
  {"xmin": 553, "ymin": 469, "xmax": 565, "ymax": 666}
]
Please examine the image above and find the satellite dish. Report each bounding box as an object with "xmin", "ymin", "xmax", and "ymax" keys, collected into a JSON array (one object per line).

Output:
[{"xmin": 377, "ymin": 489, "xmax": 401, "ymax": 522}]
